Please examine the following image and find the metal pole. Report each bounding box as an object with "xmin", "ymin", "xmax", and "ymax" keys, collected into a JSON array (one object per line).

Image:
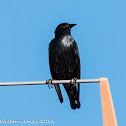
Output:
[{"xmin": 0, "ymin": 79, "xmax": 99, "ymax": 86}]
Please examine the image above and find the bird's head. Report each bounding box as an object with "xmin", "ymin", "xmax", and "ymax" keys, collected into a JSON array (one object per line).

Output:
[{"xmin": 55, "ymin": 23, "xmax": 77, "ymax": 37}]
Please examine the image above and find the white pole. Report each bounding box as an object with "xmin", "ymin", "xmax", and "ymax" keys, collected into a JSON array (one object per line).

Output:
[{"xmin": 0, "ymin": 79, "xmax": 99, "ymax": 86}]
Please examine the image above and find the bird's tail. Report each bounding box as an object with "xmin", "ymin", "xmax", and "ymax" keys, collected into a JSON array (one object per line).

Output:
[{"xmin": 63, "ymin": 84, "xmax": 80, "ymax": 110}]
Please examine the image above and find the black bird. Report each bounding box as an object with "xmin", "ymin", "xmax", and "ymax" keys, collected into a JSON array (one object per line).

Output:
[{"xmin": 48, "ymin": 23, "xmax": 81, "ymax": 109}]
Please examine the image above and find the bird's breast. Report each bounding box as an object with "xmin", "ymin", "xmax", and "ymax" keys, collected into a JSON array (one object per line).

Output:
[{"xmin": 61, "ymin": 35, "xmax": 74, "ymax": 47}]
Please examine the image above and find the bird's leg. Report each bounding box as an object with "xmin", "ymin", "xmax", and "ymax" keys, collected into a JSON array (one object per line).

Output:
[
  {"xmin": 70, "ymin": 77, "xmax": 77, "ymax": 86},
  {"xmin": 46, "ymin": 79, "xmax": 53, "ymax": 89}
]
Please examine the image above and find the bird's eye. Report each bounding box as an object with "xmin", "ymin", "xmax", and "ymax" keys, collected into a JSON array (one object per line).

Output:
[{"xmin": 64, "ymin": 28, "xmax": 70, "ymax": 31}]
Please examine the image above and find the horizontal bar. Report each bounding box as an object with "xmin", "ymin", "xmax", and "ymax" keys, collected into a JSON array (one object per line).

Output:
[{"xmin": 0, "ymin": 79, "xmax": 100, "ymax": 86}]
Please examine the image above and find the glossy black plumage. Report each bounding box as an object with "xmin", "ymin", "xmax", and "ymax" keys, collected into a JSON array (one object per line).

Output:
[{"xmin": 49, "ymin": 23, "xmax": 81, "ymax": 109}]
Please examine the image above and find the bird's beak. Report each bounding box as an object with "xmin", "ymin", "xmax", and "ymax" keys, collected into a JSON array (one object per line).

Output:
[{"xmin": 70, "ymin": 24, "xmax": 77, "ymax": 28}]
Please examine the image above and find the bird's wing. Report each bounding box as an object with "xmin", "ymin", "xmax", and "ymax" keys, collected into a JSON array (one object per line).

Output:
[
  {"xmin": 49, "ymin": 45, "xmax": 63, "ymax": 103},
  {"xmin": 74, "ymin": 43, "xmax": 81, "ymax": 101}
]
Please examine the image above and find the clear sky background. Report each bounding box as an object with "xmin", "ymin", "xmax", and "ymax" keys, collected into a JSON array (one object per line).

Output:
[{"xmin": 0, "ymin": 0, "xmax": 125, "ymax": 125}]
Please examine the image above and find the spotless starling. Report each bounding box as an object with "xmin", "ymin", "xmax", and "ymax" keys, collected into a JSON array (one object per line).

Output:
[{"xmin": 48, "ymin": 23, "xmax": 81, "ymax": 109}]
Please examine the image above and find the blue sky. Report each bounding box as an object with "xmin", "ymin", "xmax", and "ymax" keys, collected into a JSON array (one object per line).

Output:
[{"xmin": 0, "ymin": 0, "xmax": 125, "ymax": 125}]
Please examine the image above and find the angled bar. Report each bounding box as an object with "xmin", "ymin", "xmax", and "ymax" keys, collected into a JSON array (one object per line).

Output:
[
  {"xmin": 100, "ymin": 78, "xmax": 117, "ymax": 126},
  {"xmin": 0, "ymin": 79, "xmax": 99, "ymax": 86}
]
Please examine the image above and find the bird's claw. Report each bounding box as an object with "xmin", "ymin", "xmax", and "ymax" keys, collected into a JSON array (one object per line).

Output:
[
  {"xmin": 70, "ymin": 77, "xmax": 77, "ymax": 86},
  {"xmin": 46, "ymin": 79, "xmax": 53, "ymax": 89}
]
